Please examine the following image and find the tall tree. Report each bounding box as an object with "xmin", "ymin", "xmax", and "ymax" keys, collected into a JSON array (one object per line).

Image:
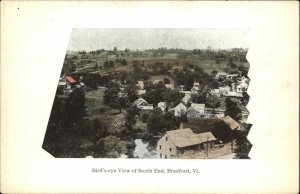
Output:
[
  {"xmin": 225, "ymin": 98, "xmax": 242, "ymax": 122},
  {"xmin": 163, "ymin": 90, "xmax": 184, "ymax": 111},
  {"xmin": 63, "ymin": 88, "xmax": 86, "ymax": 126},
  {"xmin": 206, "ymin": 96, "xmax": 221, "ymax": 114}
]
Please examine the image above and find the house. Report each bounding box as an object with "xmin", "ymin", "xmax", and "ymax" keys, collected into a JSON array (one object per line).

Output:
[
  {"xmin": 236, "ymin": 82, "xmax": 248, "ymax": 93},
  {"xmin": 193, "ymin": 82, "xmax": 200, "ymax": 87},
  {"xmin": 187, "ymin": 103, "xmax": 205, "ymax": 119},
  {"xmin": 137, "ymin": 89, "xmax": 146, "ymax": 96},
  {"xmin": 210, "ymin": 89, "xmax": 220, "ymax": 97},
  {"xmin": 218, "ymin": 86, "xmax": 231, "ymax": 95},
  {"xmin": 226, "ymin": 74, "xmax": 238, "ymax": 79},
  {"xmin": 191, "ymin": 86, "xmax": 199, "ymax": 94},
  {"xmin": 223, "ymin": 91, "xmax": 243, "ymax": 98},
  {"xmin": 58, "ymin": 75, "xmax": 77, "ymax": 89},
  {"xmin": 181, "ymin": 91, "xmax": 192, "ymax": 104},
  {"xmin": 190, "ymin": 82, "xmax": 200, "ymax": 94},
  {"xmin": 156, "ymin": 128, "xmax": 216, "ymax": 159},
  {"xmin": 220, "ymin": 116, "xmax": 246, "ymax": 132},
  {"xmin": 215, "ymin": 72, "xmax": 228, "ymax": 79},
  {"xmin": 133, "ymin": 98, "xmax": 148, "ymax": 108},
  {"xmin": 171, "ymin": 103, "xmax": 187, "ymax": 117},
  {"xmin": 165, "ymin": 84, "xmax": 175, "ymax": 90},
  {"xmin": 139, "ymin": 105, "xmax": 153, "ymax": 111},
  {"xmin": 136, "ymin": 80, "xmax": 144, "ymax": 90},
  {"xmin": 237, "ymin": 76, "xmax": 250, "ymax": 84},
  {"xmin": 158, "ymin": 102, "xmax": 167, "ymax": 112}
]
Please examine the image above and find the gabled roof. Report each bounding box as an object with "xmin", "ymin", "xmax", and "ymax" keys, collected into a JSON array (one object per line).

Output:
[
  {"xmin": 174, "ymin": 103, "xmax": 187, "ymax": 110},
  {"xmin": 166, "ymin": 128, "xmax": 216, "ymax": 147},
  {"xmin": 133, "ymin": 98, "xmax": 148, "ymax": 107},
  {"xmin": 66, "ymin": 75, "xmax": 76, "ymax": 83},
  {"xmin": 221, "ymin": 116, "xmax": 240, "ymax": 130},
  {"xmin": 158, "ymin": 102, "xmax": 166, "ymax": 109}
]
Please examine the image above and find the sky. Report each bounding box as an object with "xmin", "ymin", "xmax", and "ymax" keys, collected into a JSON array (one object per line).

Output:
[{"xmin": 67, "ymin": 28, "xmax": 249, "ymax": 51}]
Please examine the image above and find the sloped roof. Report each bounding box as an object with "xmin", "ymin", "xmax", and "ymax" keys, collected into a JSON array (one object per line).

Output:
[
  {"xmin": 221, "ymin": 116, "xmax": 240, "ymax": 130},
  {"xmin": 133, "ymin": 98, "xmax": 148, "ymax": 107},
  {"xmin": 167, "ymin": 128, "xmax": 216, "ymax": 147},
  {"xmin": 158, "ymin": 102, "xmax": 166, "ymax": 109},
  {"xmin": 66, "ymin": 75, "xmax": 76, "ymax": 83},
  {"xmin": 190, "ymin": 103, "xmax": 205, "ymax": 112}
]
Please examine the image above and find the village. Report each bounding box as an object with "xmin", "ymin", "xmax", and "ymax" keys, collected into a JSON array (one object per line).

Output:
[{"xmin": 43, "ymin": 47, "xmax": 252, "ymax": 159}]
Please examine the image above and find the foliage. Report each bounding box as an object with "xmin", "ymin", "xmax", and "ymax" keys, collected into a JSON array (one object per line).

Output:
[
  {"xmin": 162, "ymin": 90, "xmax": 184, "ymax": 110},
  {"xmin": 206, "ymin": 96, "xmax": 221, "ymax": 112},
  {"xmin": 211, "ymin": 120, "xmax": 234, "ymax": 143},
  {"xmin": 96, "ymin": 135, "xmax": 128, "ymax": 158},
  {"xmin": 63, "ymin": 88, "xmax": 86, "ymax": 126},
  {"xmin": 225, "ymin": 98, "xmax": 242, "ymax": 122}
]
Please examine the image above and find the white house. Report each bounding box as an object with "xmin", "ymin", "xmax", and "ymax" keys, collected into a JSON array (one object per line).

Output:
[
  {"xmin": 187, "ymin": 103, "xmax": 205, "ymax": 119},
  {"xmin": 133, "ymin": 98, "xmax": 148, "ymax": 108},
  {"xmin": 137, "ymin": 89, "xmax": 146, "ymax": 96},
  {"xmin": 136, "ymin": 80, "xmax": 144, "ymax": 90},
  {"xmin": 223, "ymin": 91, "xmax": 243, "ymax": 98},
  {"xmin": 165, "ymin": 84, "xmax": 175, "ymax": 90},
  {"xmin": 190, "ymin": 103, "xmax": 205, "ymax": 114},
  {"xmin": 156, "ymin": 128, "xmax": 216, "ymax": 159},
  {"xmin": 158, "ymin": 102, "xmax": 167, "ymax": 112},
  {"xmin": 236, "ymin": 82, "xmax": 248, "ymax": 93},
  {"xmin": 218, "ymin": 86, "xmax": 231, "ymax": 95},
  {"xmin": 181, "ymin": 91, "xmax": 192, "ymax": 104},
  {"xmin": 172, "ymin": 103, "xmax": 187, "ymax": 117},
  {"xmin": 210, "ymin": 89, "xmax": 221, "ymax": 97},
  {"xmin": 191, "ymin": 86, "xmax": 200, "ymax": 94}
]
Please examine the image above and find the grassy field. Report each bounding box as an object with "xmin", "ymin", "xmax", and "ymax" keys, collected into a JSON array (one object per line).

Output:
[{"xmin": 76, "ymin": 54, "xmax": 248, "ymax": 75}]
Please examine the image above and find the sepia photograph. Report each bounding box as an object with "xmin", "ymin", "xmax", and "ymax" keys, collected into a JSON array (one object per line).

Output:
[{"xmin": 43, "ymin": 28, "xmax": 252, "ymax": 159}]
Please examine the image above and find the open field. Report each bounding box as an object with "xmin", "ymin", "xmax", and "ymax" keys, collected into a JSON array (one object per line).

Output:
[{"xmin": 75, "ymin": 54, "xmax": 248, "ymax": 75}]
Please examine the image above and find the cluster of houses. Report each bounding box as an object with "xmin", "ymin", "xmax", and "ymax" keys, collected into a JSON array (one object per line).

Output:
[
  {"xmin": 58, "ymin": 74, "xmax": 85, "ymax": 95},
  {"xmin": 156, "ymin": 115, "xmax": 248, "ymax": 159},
  {"xmin": 210, "ymin": 73, "xmax": 250, "ymax": 98},
  {"xmin": 133, "ymin": 97, "xmax": 207, "ymax": 119}
]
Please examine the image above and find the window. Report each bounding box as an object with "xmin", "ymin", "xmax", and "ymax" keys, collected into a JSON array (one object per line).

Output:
[
  {"xmin": 160, "ymin": 154, "xmax": 162, "ymax": 158},
  {"xmin": 159, "ymin": 145, "xmax": 161, "ymax": 150},
  {"xmin": 169, "ymin": 148, "xmax": 172, "ymax": 151},
  {"xmin": 166, "ymin": 137, "xmax": 168, "ymax": 141},
  {"xmin": 165, "ymin": 155, "xmax": 167, "ymax": 159}
]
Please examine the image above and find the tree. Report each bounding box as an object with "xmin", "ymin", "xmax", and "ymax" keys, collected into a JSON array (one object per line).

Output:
[
  {"xmin": 191, "ymin": 93, "xmax": 206, "ymax": 104},
  {"xmin": 233, "ymin": 136, "xmax": 252, "ymax": 159},
  {"xmin": 63, "ymin": 88, "xmax": 86, "ymax": 126},
  {"xmin": 163, "ymin": 90, "xmax": 184, "ymax": 111},
  {"xmin": 206, "ymin": 96, "xmax": 220, "ymax": 114},
  {"xmin": 211, "ymin": 120, "xmax": 233, "ymax": 143},
  {"xmin": 124, "ymin": 84, "xmax": 139, "ymax": 102},
  {"xmin": 163, "ymin": 78, "xmax": 170, "ymax": 84},
  {"xmin": 96, "ymin": 135, "xmax": 127, "ymax": 158},
  {"xmin": 125, "ymin": 106, "xmax": 140, "ymax": 126},
  {"xmin": 121, "ymin": 59, "xmax": 127, "ymax": 66},
  {"xmin": 224, "ymin": 98, "xmax": 242, "ymax": 122},
  {"xmin": 147, "ymin": 108, "xmax": 165, "ymax": 135}
]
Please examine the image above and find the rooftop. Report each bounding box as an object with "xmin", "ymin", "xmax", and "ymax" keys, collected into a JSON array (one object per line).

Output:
[{"xmin": 166, "ymin": 128, "xmax": 216, "ymax": 147}]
